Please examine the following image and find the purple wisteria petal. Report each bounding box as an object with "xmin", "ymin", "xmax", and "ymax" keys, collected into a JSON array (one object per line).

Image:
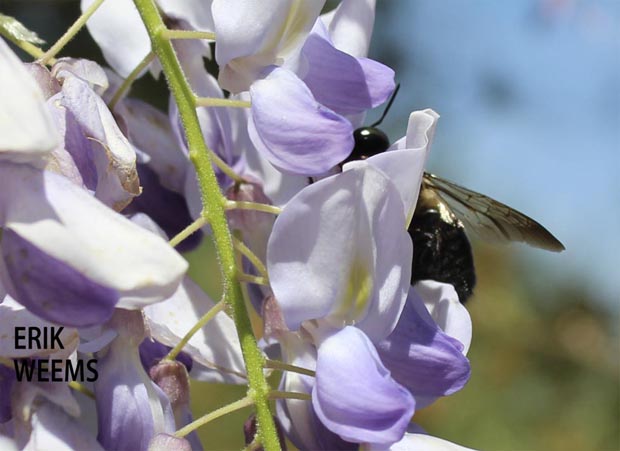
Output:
[
  {"xmin": 376, "ymin": 286, "xmax": 471, "ymax": 409},
  {"xmin": 302, "ymin": 29, "xmax": 395, "ymax": 116},
  {"xmin": 95, "ymin": 311, "xmax": 175, "ymax": 451},
  {"xmin": 58, "ymin": 76, "xmax": 139, "ymax": 210},
  {"xmin": 268, "ymin": 163, "xmax": 411, "ymax": 341},
  {"xmin": 276, "ymin": 332, "xmax": 355, "ymax": 451},
  {"xmin": 0, "ymin": 364, "xmax": 13, "ymax": 423},
  {"xmin": 144, "ymin": 277, "xmax": 246, "ymax": 384},
  {"xmin": 312, "ymin": 326, "xmax": 414, "ymax": 446},
  {"xmin": 1, "ymin": 230, "xmax": 118, "ymax": 327},
  {"xmin": 0, "ymin": 296, "xmax": 78, "ymax": 357},
  {"xmin": 360, "ymin": 109, "xmax": 439, "ymax": 224},
  {"xmin": 213, "ymin": 0, "xmax": 325, "ymax": 92},
  {"xmin": 415, "ymin": 280, "xmax": 472, "ymax": 354},
  {"xmin": 321, "ymin": 0, "xmax": 376, "ymax": 58},
  {"xmin": 248, "ymin": 67, "xmax": 354, "ymax": 175},
  {"xmin": 229, "ymin": 92, "xmax": 309, "ymax": 207},
  {"xmin": 82, "ymin": 0, "xmax": 150, "ymax": 77},
  {"xmin": 0, "ymin": 38, "xmax": 58, "ymax": 162},
  {"xmin": 46, "ymin": 98, "xmax": 98, "ymax": 191},
  {"xmin": 0, "ymin": 164, "xmax": 187, "ymax": 318}
]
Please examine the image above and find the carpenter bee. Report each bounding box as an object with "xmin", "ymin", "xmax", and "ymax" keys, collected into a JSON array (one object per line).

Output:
[{"xmin": 344, "ymin": 85, "xmax": 565, "ymax": 303}]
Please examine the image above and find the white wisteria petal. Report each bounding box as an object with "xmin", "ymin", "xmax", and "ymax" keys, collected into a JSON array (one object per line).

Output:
[
  {"xmin": 213, "ymin": 0, "xmax": 325, "ymax": 92},
  {"xmin": 0, "ymin": 296, "xmax": 78, "ymax": 359},
  {"xmin": 267, "ymin": 163, "xmax": 412, "ymax": 341},
  {"xmin": 322, "ymin": 0, "xmax": 376, "ymax": 58},
  {"xmin": 82, "ymin": 0, "xmax": 150, "ymax": 77},
  {"xmin": 0, "ymin": 164, "xmax": 187, "ymax": 312},
  {"xmin": 361, "ymin": 109, "xmax": 440, "ymax": 225},
  {"xmin": 0, "ymin": 38, "xmax": 58, "ymax": 161},
  {"xmin": 158, "ymin": 0, "xmax": 214, "ymax": 32},
  {"xmin": 144, "ymin": 277, "xmax": 246, "ymax": 384},
  {"xmin": 373, "ymin": 428, "xmax": 477, "ymax": 451},
  {"xmin": 18, "ymin": 402, "xmax": 104, "ymax": 451},
  {"xmin": 414, "ymin": 280, "xmax": 472, "ymax": 354}
]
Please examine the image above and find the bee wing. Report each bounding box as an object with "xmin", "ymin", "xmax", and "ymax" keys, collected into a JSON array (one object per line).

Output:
[{"xmin": 422, "ymin": 173, "xmax": 565, "ymax": 252}]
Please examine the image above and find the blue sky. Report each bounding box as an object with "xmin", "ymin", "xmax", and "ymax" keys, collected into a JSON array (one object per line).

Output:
[{"xmin": 369, "ymin": 0, "xmax": 619, "ymax": 309}]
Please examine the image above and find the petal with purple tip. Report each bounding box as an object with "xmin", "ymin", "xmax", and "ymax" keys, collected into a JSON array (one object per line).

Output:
[
  {"xmin": 312, "ymin": 326, "xmax": 414, "ymax": 446},
  {"xmin": 302, "ymin": 31, "xmax": 395, "ymax": 116},
  {"xmin": 0, "ymin": 164, "xmax": 187, "ymax": 316},
  {"xmin": 377, "ymin": 286, "xmax": 471, "ymax": 409},
  {"xmin": 248, "ymin": 67, "xmax": 354, "ymax": 175}
]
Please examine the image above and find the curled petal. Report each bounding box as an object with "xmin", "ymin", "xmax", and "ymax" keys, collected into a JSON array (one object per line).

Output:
[
  {"xmin": 312, "ymin": 327, "xmax": 414, "ymax": 446},
  {"xmin": 302, "ymin": 30, "xmax": 395, "ymax": 116},
  {"xmin": 58, "ymin": 76, "xmax": 139, "ymax": 210},
  {"xmin": 0, "ymin": 38, "xmax": 58, "ymax": 161},
  {"xmin": 248, "ymin": 67, "xmax": 354, "ymax": 175},
  {"xmin": 377, "ymin": 286, "xmax": 471, "ymax": 409},
  {"xmin": 415, "ymin": 280, "xmax": 472, "ymax": 354},
  {"xmin": 268, "ymin": 163, "xmax": 411, "ymax": 341},
  {"xmin": 361, "ymin": 109, "xmax": 439, "ymax": 225},
  {"xmin": 51, "ymin": 58, "xmax": 109, "ymax": 94}
]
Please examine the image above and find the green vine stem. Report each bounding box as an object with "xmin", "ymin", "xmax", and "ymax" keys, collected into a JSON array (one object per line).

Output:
[{"xmin": 131, "ymin": 1, "xmax": 281, "ymax": 449}]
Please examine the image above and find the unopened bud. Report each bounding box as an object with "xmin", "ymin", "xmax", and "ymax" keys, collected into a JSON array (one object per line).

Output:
[
  {"xmin": 148, "ymin": 433, "xmax": 191, "ymax": 451},
  {"xmin": 262, "ymin": 295, "xmax": 289, "ymax": 341},
  {"xmin": 149, "ymin": 360, "xmax": 190, "ymax": 409}
]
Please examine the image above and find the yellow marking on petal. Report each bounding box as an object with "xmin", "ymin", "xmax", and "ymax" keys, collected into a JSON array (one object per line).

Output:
[{"xmin": 335, "ymin": 259, "xmax": 373, "ymax": 324}]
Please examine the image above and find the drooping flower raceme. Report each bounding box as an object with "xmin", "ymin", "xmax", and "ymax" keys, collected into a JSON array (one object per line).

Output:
[{"xmin": 0, "ymin": 1, "xmax": 486, "ymax": 450}]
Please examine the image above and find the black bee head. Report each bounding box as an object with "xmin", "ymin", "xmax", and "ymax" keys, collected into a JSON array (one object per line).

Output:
[{"xmin": 343, "ymin": 126, "xmax": 390, "ymax": 164}]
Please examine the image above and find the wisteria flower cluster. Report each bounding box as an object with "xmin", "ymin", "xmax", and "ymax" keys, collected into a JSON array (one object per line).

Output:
[{"xmin": 0, "ymin": 1, "xmax": 480, "ymax": 450}]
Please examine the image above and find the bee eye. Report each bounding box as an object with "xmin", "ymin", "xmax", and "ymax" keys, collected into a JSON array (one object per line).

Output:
[{"xmin": 344, "ymin": 127, "xmax": 390, "ymax": 164}]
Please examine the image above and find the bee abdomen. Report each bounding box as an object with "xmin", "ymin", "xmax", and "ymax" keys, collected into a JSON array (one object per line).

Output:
[{"xmin": 408, "ymin": 210, "xmax": 476, "ymax": 303}]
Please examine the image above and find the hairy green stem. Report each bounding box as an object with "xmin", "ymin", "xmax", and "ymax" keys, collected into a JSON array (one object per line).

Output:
[{"xmin": 131, "ymin": 1, "xmax": 281, "ymax": 449}]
